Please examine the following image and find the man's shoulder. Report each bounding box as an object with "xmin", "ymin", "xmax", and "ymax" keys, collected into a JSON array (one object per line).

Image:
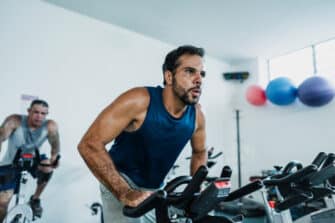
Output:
[
  {"xmin": 46, "ymin": 119, "xmax": 58, "ymax": 133},
  {"xmin": 126, "ymin": 86, "xmax": 150, "ymax": 95},
  {"xmin": 8, "ymin": 114, "xmax": 22, "ymax": 119},
  {"xmin": 126, "ymin": 86, "xmax": 162, "ymax": 95},
  {"xmin": 121, "ymin": 87, "xmax": 151, "ymax": 105},
  {"xmin": 0, "ymin": 114, "xmax": 22, "ymax": 133},
  {"xmin": 5, "ymin": 114, "xmax": 22, "ymax": 125},
  {"xmin": 194, "ymin": 103, "xmax": 205, "ymax": 123},
  {"xmin": 194, "ymin": 103, "xmax": 204, "ymax": 113}
]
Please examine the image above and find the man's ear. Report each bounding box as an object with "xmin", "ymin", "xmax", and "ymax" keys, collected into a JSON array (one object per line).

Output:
[{"xmin": 164, "ymin": 71, "xmax": 173, "ymax": 85}]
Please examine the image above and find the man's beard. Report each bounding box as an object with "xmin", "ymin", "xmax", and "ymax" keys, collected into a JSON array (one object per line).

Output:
[{"xmin": 172, "ymin": 78, "xmax": 200, "ymax": 105}]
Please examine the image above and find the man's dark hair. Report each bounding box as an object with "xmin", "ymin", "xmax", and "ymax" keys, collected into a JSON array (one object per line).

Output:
[
  {"xmin": 30, "ymin": 99, "xmax": 49, "ymax": 108},
  {"xmin": 162, "ymin": 45, "xmax": 205, "ymax": 85}
]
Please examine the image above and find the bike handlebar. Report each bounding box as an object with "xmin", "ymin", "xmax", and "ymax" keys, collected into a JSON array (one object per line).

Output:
[
  {"xmin": 123, "ymin": 165, "xmax": 209, "ymax": 218},
  {"xmin": 123, "ymin": 165, "xmax": 262, "ymax": 220},
  {"xmin": 311, "ymin": 152, "xmax": 328, "ymax": 168},
  {"xmin": 13, "ymin": 148, "xmax": 61, "ymax": 170},
  {"xmin": 123, "ymin": 190, "xmax": 167, "ymax": 218},
  {"xmin": 262, "ymin": 152, "xmax": 335, "ymax": 211},
  {"xmin": 164, "ymin": 175, "xmax": 192, "ymax": 193},
  {"xmin": 263, "ymin": 164, "xmax": 317, "ymax": 186},
  {"xmin": 281, "ymin": 160, "xmax": 303, "ymax": 175},
  {"xmin": 208, "ymin": 151, "xmax": 223, "ymax": 159},
  {"xmin": 224, "ymin": 180, "xmax": 263, "ymax": 202},
  {"xmin": 38, "ymin": 154, "xmax": 61, "ymax": 167}
]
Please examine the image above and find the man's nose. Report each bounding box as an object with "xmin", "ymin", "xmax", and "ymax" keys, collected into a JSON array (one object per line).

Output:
[{"xmin": 194, "ymin": 72, "xmax": 202, "ymax": 85}]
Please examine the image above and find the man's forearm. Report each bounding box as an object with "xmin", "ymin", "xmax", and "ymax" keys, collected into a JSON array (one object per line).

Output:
[
  {"xmin": 48, "ymin": 131, "xmax": 60, "ymax": 155},
  {"xmin": 78, "ymin": 141, "xmax": 131, "ymax": 201},
  {"xmin": 190, "ymin": 149, "xmax": 207, "ymax": 175},
  {"xmin": 51, "ymin": 147, "xmax": 60, "ymax": 158}
]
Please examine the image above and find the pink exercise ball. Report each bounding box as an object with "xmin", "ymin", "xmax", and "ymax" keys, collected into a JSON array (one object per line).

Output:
[{"xmin": 246, "ymin": 85, "xmax": 266, "ymax": 106}]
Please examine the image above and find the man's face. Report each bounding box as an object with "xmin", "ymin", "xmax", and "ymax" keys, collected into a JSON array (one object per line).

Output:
[
  {"xmin": 171, "ymin": 54, "xmax": 205, "ymax": 105},
  {"xmin": 27, "ymin": 104, "xmax": 49, "ymax": 128}
]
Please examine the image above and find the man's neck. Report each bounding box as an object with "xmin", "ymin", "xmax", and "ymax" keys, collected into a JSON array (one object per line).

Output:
[
  {"xmin": 162, "ymin": 87, "xmax": 187, "ymax": 118},
  {"xmin": 27, "ymin": 120, "xmax": 40, "ymax": 131}
]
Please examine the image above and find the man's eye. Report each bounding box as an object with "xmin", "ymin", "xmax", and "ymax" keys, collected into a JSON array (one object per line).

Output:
[
  {"xmin": 200, "ymin": 71, "xmax": 206, "ymax": 78},
  {"xmin": 185, "ymin": 68, "xmax": 195, "ymax": 73}
]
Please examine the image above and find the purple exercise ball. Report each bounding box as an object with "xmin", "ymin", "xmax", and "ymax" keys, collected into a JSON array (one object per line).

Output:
[{"xmin": 298, "ymin": 76, "xmax": 335, "ymax": 107}]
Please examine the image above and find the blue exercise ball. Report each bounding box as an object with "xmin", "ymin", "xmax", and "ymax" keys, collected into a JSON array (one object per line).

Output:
[
  {"xmin": 265, "ymin": 77, "xmax": 297, "ymax": 105},
  {"xmin": 298, "ymin": 76, "xmax": 335, "ymax": 107}
]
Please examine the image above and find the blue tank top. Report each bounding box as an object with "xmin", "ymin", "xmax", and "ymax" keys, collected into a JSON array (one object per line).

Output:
[{"xmin": 109, "ymin": 86, "xmax": 196, "ymax": 188}]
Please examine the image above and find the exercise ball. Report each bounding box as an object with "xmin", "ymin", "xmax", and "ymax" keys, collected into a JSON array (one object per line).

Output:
[
  {"xmin": 265, "ymin": 77, "xmax": 297, "ymax": 105},
  {"xmin": 298, "ymin": 76, "xmax": 335, "ymax": 107},
  {"xmin": 246, "ymin": 85, "xmax": 266, "ymax": 106}
]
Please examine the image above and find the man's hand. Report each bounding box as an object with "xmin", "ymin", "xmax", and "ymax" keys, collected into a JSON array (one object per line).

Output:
[
  {"xmin": 120, "ymin": 189, "xmax": 153, "ymax": 207},
  {"xmin": 50, "ymin": 155, "xmax": 61, "ymax": 168}
]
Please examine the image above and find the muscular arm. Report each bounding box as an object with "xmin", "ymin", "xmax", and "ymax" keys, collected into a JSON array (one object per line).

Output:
[
  {"xmin": 0, "ymin": 115, "xmax": 20, "ymax": 153},
  {"xmin": 190, "ymin": 105, "xmax": 207, "ymax": 175},
  {"xmin": 47, "ymin": 120, "xmax": 60, "ymax": 162},
  {"xmin": 78, "ymin": 87, "xmax": 151, "ymax": 206}
]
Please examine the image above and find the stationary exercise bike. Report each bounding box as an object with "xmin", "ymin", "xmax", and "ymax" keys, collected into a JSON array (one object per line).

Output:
[
  {"xmin": 2, "ymin": 149, "xmax": 60, "ymax": 223},
  {"xmin": 259, "ymin": 152, "xmax": 335, "ymax": 223},
  {"xmin": 123, "ymin": 165, "xmax": 263, "ymax": 223}
]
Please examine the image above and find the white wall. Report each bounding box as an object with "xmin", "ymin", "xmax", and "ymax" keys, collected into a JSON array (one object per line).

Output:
[{"xmin": 0, "ymin": 0, "xmax": 232, "ymax": 222}]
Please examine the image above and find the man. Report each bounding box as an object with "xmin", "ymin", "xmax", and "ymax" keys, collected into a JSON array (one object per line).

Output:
[
  {"xmin": 78, "ymin": 45, "xmax": 208, "ymax": 222},
  {"xmin": 0, "ymin": 99, "xmax": 60, "ymax": 221}
]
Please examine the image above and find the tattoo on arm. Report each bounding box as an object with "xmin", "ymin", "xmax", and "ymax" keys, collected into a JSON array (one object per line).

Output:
[
  {"xmin": 0, "ymin": 115, "xmax": 19, "ymax": 153},
  {"xmin": 48, "ymin": 130, "xmax": 60, "ymax": 156},
  {"xmin": 0, "ymin": 126, "xmax": 5, "ymax": 142}
]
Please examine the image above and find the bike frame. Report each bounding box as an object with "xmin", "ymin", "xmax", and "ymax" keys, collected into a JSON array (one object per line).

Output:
[{"xmin": 3, "ymin": 170, "xmax": 33, "ymax": 223}]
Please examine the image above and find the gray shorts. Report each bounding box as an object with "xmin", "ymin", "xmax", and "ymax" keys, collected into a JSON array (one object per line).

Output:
[{"xmin": 100, "ymin": 174, "xmax": 157, "ymax": 223}]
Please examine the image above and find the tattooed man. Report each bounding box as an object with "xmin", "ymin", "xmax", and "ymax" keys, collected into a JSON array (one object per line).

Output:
[{"xmin": 0, "ymin": 99, "xmax": 60, "ymax": 220}]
